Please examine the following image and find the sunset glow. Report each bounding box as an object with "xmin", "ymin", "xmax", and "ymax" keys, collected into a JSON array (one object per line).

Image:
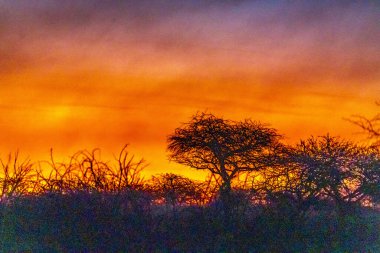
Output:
[{"xmin": 1, "ymin": 1, "xmax": 379, "ymax": 179}]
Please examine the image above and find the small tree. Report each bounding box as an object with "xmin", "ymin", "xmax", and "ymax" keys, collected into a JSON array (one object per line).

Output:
[
  {"xmin": 167, "ymin": 113, "xmax": 282, "ymax": 199},
  {"xmin": 150, "ymin": 173, "xmax": 202, "ymax": 207}
]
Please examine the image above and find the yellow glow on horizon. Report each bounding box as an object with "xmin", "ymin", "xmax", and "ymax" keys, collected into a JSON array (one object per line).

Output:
[
  {"xmin": 41, "ymin": 106, "xmax": 72, "ymax": 126},
  {"xmin": 50, "ymin": 106, "xmax": 71, "ymax": 118}
]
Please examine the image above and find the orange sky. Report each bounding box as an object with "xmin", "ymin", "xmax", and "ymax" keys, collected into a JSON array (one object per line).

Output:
[{"xmin": 0, "ymin": 1, "xmax": 379, "ymax": 179}]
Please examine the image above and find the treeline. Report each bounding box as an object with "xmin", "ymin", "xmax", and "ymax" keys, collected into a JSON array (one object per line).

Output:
[
  {"xmin": 0, "ymin": 113, "xmax": 379, "ymax": 252},
  {"xmin": 0, "ymin": 139, "xmax": 379, "ymax": 211}
]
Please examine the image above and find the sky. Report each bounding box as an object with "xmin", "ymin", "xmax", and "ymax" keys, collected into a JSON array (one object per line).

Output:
[{"xmin": 0, "ymin": 1, "xmax": 379, "ymax": 179}]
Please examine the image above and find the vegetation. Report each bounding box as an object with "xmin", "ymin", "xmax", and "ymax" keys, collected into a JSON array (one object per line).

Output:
[
  {"xmin": 167, "ymin": 113, "xmax": 282, "ymax": 196},
  {"xmin": 348, "ymin": 102, "xmax": 380, "ymax": 146},
  {"xmin": 0, "ymin": 113, "xmax": 379, "ymax": 252}
]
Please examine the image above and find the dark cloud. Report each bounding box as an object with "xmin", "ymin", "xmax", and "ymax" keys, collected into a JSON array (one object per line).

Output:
[{"xmin": 1, "ymin": 1, "xmax": 379, "ymax": 74}]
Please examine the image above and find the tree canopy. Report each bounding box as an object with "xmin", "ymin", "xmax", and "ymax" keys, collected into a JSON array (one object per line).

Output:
[
  {"xmin": 167, "ymin": 113, "xmax": 282, "ymax": 193},
  {"xmin": 261, "ymin": 135, "xmax": 380, "ymax": 214}
]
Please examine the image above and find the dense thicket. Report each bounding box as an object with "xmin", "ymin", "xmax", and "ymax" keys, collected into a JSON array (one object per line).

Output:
[{"xmin": 1, "ymin": 114, "xmax": 379, "ymax": 252}]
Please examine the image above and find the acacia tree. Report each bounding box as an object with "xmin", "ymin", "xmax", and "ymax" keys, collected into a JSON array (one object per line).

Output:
[
  {"xmin": 257, "ymin": 135, "xmax": 380, "ymax": 218},
  {"xmin": 167, "ymin": 113, "xmax": 282, "ymax": 197},
  {"xmin": 286, "ymin": 135, "xmax": 380, "ymax": 213}
]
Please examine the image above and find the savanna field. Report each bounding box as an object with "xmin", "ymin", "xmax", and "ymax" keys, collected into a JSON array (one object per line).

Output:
[
  {"xmin": 1, "ymin": 113, "xmax": 379, "ymax": 252},
  {"xmin": 1, "ymin": 1, "xmax": 380, "ymax": 252}
]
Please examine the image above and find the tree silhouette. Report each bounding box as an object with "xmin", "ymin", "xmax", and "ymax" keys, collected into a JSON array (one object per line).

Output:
[
  {"xmin": 167, "ymin": 113, "xmax": 282, "ymax": 200},
  {"xmin": 287, "ymin": 135, "xmax": 379, "ymax": 213},
  {"xmin": 150, "ymin": 173, "xmax": 202, "ymax": 207},
  {"xmin": 348, "ymin": 102, "xmax": 380, "ymax": 146}
]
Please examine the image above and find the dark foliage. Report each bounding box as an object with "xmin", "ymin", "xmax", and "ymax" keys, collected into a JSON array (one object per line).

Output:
[
  {"xmin": 0, "ymin": 114, "xmax": 379, "ymax": 252},
  {"xmin": 1, "ymin": 191, "xmax": 379, "ymax": 252},
  {"xmin": 167, "ymin": 112, "xmax": 283, "ymax": 198}
]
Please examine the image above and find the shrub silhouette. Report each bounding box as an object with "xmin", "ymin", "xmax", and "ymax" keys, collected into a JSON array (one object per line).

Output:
[
  {"xmin": 34, "ymin": 145, "xmax": 145, "ymax": 194},
  {"xmin": 149, "ymin": 173, "xmax": 204, "ymax": 207},
  {"xmin": 0, "ymin": 152, "xmax": 35, "ymax": 201}
]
